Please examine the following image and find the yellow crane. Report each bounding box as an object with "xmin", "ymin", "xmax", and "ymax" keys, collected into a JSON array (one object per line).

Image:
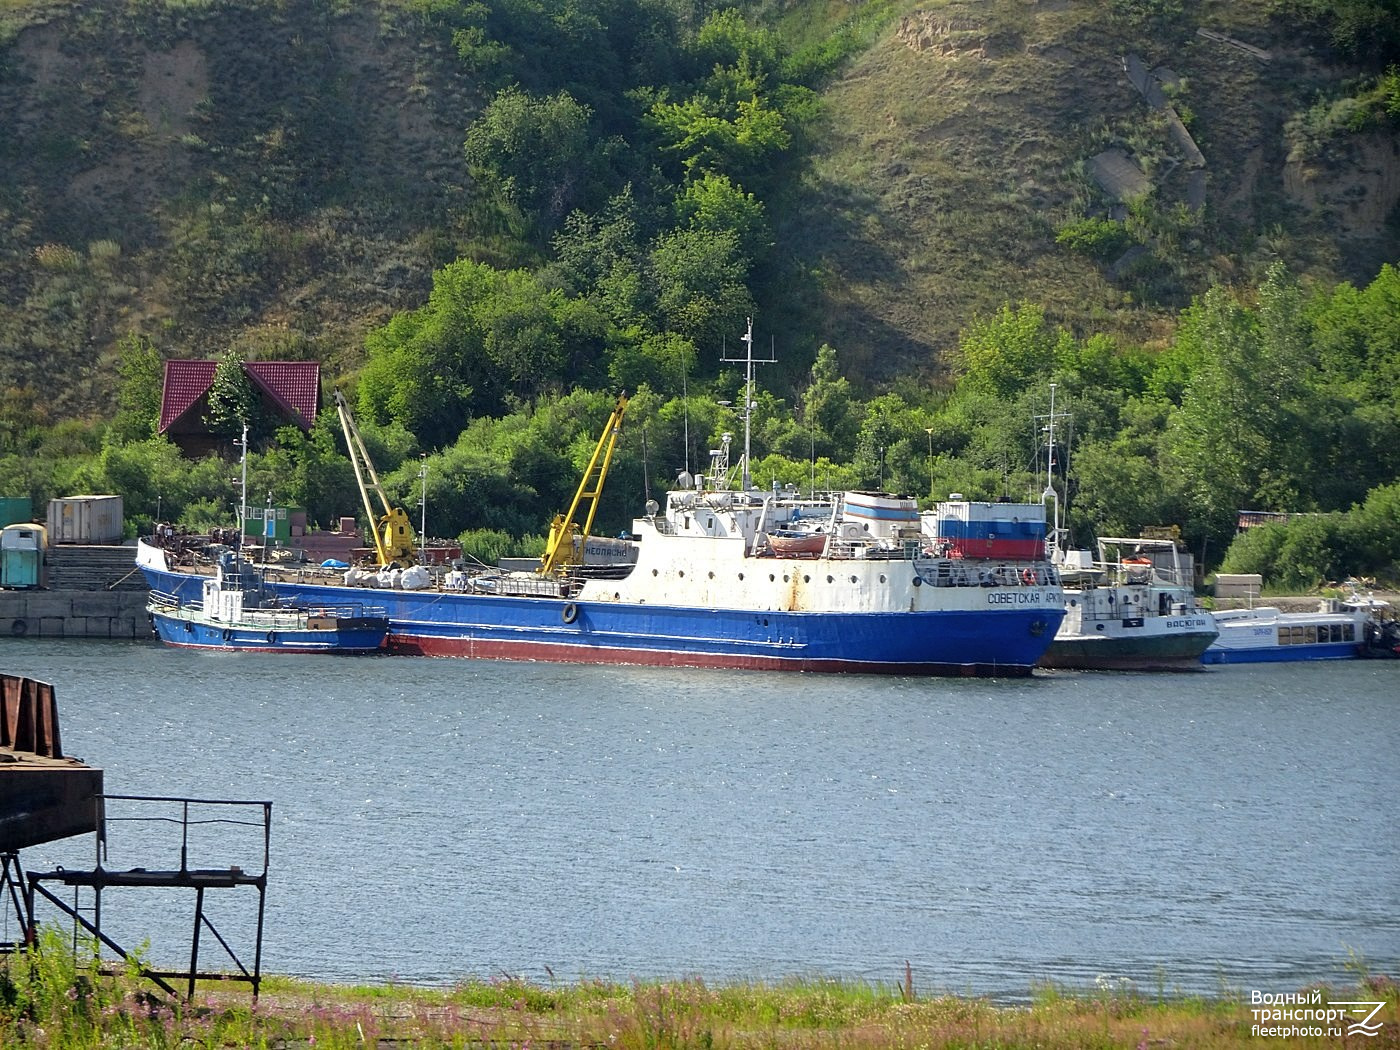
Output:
[
  {"xmin": 333, "ymin": 389, "xmax": 417, "ymax": 566},
  {"xmin": 539, "ymin": 393, "xmax": 628, "ymax": 577}
]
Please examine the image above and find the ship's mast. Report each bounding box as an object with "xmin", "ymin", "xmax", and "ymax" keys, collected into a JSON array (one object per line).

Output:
[
  {"xmin": 237, "ymin": 422, "xmax": 248, "ymax": 563},
  {"xmin": 721, "ymin": 317, "xmax": 773, "ymax": 491},
  {"xmin": 1036, "ymin": 384, "xmax": 1070, "ymax": 561}
]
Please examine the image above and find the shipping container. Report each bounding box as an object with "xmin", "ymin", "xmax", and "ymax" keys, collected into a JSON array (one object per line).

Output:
[
  {"xmin": 0, "ymin": 497, "xmax": 33, "ymax": 528},
  {"xmin": 47, "ymin": 495, "xmax": 125, "ymax": 545},
  {"xmin": 926, "ymin": 499, "xmax": 1047, "ymax": 561}
]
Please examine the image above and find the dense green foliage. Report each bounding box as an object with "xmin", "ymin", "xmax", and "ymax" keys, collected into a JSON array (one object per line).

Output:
[
  {"xmin": 3, "ymin": 257, "xmax": 1398, "ymax": 587},
  {"xmin": 0, "ymin": 0, "xmax": 1397, "ymax": 588}
]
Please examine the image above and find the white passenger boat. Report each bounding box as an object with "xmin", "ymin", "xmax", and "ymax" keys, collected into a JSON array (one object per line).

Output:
[{"xmin": 1202, "ymin": 590, "xmax": 1400, "ymax": 664}]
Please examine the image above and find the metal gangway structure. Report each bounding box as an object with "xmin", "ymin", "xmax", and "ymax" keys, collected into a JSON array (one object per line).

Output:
[{"xmin": 2, "ymin": 673, "xmax": 270, "ymax": 1000}]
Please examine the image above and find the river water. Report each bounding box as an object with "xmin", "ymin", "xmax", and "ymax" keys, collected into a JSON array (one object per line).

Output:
[{"xmin": 3, "ymin": 637, "xmax": 1396, "ymax": 1002}]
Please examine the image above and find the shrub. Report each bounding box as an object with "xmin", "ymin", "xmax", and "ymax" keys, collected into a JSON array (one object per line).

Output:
[{"xmin": 1054, "ymin": 217, "xmax": 1134, "ymax": 262}]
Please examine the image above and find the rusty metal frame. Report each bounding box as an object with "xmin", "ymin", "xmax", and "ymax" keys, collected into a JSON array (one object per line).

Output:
[
  {"xmin": 1, "ymin": 851, "xmax": 31, "ymax": 953},
  {"xmin": 1, "ymin": 673, "xmax": 62, "ymax": 757},
  {"xmin": 24, "ymin": 794, "xmax": 271, "ymax": 1001}
]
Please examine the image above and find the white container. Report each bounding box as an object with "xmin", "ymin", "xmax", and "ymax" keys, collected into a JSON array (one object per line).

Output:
[{"xmin": 47, "ymin": 495, "xmax": 125, "ymax": 544}]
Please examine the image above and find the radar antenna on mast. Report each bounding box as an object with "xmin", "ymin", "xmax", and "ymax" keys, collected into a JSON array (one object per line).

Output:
[{"xmin": 720, "ymin": 317, "xmax": 775, "ymax": 490}]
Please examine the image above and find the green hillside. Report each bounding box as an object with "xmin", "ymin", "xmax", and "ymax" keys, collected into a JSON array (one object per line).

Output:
[
  {"xmin": 1, "ymin": 0, "xmax": 1398, "ymax": 585},
  {"xmin": 1, "ymin": 0, "xmax": 1396, "ymax": 418}
]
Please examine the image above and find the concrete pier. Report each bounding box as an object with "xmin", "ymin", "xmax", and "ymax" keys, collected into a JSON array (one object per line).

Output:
[
  {"xmin": 0, "ymin": 543, "xmax": 153, "ymax": 640},
  {"xmin": 0, "ymin": 589, "xmax": 152, "ymax": 640}
]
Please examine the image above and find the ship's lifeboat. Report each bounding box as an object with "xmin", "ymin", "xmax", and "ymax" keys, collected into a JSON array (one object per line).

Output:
[{"xmin": 767, "ymin": 530, "xmax": 826, "ymax": 557}]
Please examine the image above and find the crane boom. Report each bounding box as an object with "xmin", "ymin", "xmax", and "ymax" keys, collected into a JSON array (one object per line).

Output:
[
  {"xmin": 333, "ymin": 389, "xmax": 417, "ymax": 566},
  {"xmin": 539, "ymin": 393, "xmax": 628, "ymax": 577}
]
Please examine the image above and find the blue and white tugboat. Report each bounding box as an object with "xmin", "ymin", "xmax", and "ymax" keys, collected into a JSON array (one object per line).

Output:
[
  {"xmin": 147, "ymin": 552, "xmax": 388, "ymax": 653},
  {"xmin": 146, "ymin": 421, "xmax": 387, "ymax": 654}
]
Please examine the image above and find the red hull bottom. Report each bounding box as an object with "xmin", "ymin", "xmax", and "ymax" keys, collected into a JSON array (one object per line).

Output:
[{"xmin": 385, "ymin": 633, "xmax": 1036, "ymax": 677}]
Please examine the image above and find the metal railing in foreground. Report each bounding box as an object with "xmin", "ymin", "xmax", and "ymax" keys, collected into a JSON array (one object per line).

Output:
[{"xmin": 25, "ymin": 794, "xmax": 271, "ymax": 1002}]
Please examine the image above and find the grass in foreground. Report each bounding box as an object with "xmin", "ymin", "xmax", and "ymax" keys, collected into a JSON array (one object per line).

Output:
[{"xmin": 1, "ymin": 936, "xmax": 1397, "ymax": 1048}]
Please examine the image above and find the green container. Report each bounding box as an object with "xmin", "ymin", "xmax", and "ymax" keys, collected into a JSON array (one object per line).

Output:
[{"xmin": 0, "ymin": 497, "xmax": 33, "ymax": 528}]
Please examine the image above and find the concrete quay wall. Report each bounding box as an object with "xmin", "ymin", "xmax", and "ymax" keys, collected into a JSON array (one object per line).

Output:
[{"xmin": 0, "ymin": 590, "xmax": 152, "ymax": 640}]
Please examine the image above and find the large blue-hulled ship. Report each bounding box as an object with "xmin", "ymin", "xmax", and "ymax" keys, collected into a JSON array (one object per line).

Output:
[
  {"xmin": 138, "ymin": 457, "xmax": 1066, "ymax": 675},
  {"xmin": 138, "ymin": 323, "xmax": 1066, "ymax": 675}
]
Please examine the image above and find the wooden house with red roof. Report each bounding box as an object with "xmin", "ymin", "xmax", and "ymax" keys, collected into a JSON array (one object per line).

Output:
[{"xmin": 158, "ymin": 360, "xmax": 321, "ymax": 457}]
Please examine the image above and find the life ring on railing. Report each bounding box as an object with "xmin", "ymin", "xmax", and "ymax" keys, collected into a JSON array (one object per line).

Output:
[
  {"xmin": 562, "ymin": 602, "xmax": 579, "ymax": 624},
  {"xmin": 1022, "ymin": 568, "xmax": 1036, "ymax": 586},
  {"xmin": 10, "ymin": 619, "xmax": 27, "ymax": 637}
]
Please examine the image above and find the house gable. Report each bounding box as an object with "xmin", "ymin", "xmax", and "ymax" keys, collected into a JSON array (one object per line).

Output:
[{"xmin": 158, "ymin": 360, "xmax": 321, "ymax": 454}]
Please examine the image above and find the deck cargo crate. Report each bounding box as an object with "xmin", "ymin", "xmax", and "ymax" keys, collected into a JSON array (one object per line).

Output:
[{"xmin": 926, "ymin": 500, "xmax": 1047, "ymax": 560}]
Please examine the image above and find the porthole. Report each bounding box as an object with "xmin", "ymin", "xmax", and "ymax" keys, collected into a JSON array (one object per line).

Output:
[
  {"xmin": 879, "ymin": 574, "xmax": 886, "ymax": 583},
  {"xmin": 803, "ymin": 575, "xmax": 811, "ymax": 583},
  {"xmin": 827, "ymin": 575, "xmax": 834, "ymax": 583},
  {"xmin": 652, "ymin": 568, "xmax": 659, "ymax": 576},
  {"xmin": 738, "ymin": 572, "xmax": 745, "ymax": 581},
  {"xmin": 850, "ymin": 575, "xmax": 858, "ymax": 584},
  {"xmin": 769, "ymin": 573, "xmax": 776, "ymax": 582}
]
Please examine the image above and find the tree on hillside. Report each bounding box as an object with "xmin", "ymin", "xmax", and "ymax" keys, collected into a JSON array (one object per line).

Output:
[
  {"xmin": 465, "ymin": 86, "xmax": 600, "ymax": 229},
  {"xmin": 675, "ymin": 171, "xmax": 771, "ymax": 267},
  {"xmin": 109, "ymin": 334, "xmax": 163, "ymax": 445},
  {"xmin": 797, "ymin": 344, "xmax": 860, "ymax": 461},
  {"xmin": 359, "ymin": 259, "xmax": 609, "ymax": 447},
  {"xmin": 640, "ymin": 10, "xmax": 798, "ymax": 192},
  {"xmin": 1307, "ymin": 262, "xmax": 1400, "ymax": 503},
  {"xmin": 550, "ymin": 185, "xmax": 645, "ymax": 296},
  {"xmin": 955, "ymin": 302, "xmax": 1068, "ymax": 399},
  {"xmin": 1160, "ymin": 267, "xmax": 1321, "ymax": 543},
  {"xmin": 1278, "ymin": 0, "xmax": 1400, "ymax": 68},
  {"xmin": 647, "ymin": 227, "xmax": 755, "ymax": 352}
]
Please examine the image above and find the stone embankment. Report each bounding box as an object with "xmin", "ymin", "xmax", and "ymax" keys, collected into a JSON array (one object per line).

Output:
[{"xmin": 0, "ymin": 544, "xmax": 151, "ymax": 640}]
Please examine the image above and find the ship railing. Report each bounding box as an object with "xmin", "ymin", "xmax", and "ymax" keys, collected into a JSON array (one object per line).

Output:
[
  {"xmin": 912, "ymin": 558, "xmax": 1058, "ymax": 589},
  {"xmin": 300, "ymin": 603, "xmax": 389, "ymax": 620},
  {"xmin": 472, "ymin": 573, "xmax": 568, "ymax": 599},
  {"xmin": 147, "ymin": 590, "xmax": 186, "ymax": 611}
]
